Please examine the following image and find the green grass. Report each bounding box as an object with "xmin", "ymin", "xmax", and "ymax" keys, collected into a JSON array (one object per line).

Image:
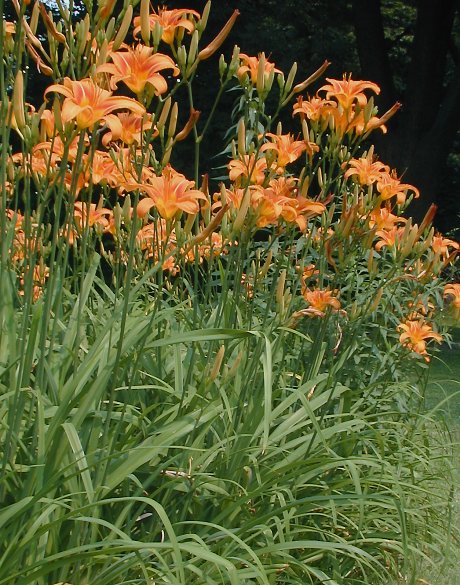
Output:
[{"xmin": 421, "ymin": 342, "xmax": 460, "ymax": 585}]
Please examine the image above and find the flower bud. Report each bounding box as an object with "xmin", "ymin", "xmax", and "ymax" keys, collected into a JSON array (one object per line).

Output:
[
  {"xmin": 140, "ymin": 0, "xmax": 150, "ymax": 45},
  {"xmin": 197, "ymin": 1, "xmax": 211, "ymax": 34},
  {"xmin": 284, "ymin": 61, "xmax": 298, "ymax": 94},
  {"xmin": 237, "ymin": 118, "xmax": 246, "ymax": 156},
  {"xmin": 168, "ymin": 102, "xmax": 178, "ymax": 138},
  {"xmin": 12, "ymin": 70, "xmax": 26, "ymax": 132},
  {"xmin": 198, "ymin": 10, "xmax": 239, "ymax": 61},
  {"xmin": 293, "ymin": 60, "xmax": 330, "ymax": 94},
  {"xmin": 112, "ymin": 5, "xmax": 133, "ymax": 51}
]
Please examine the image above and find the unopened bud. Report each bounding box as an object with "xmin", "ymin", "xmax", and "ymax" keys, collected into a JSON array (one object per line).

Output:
[
  {"xmin": 168, "ymin": 102, "xmax": 178, "ymax": 138},
  {"xmin": 284, "ymin": 61, "xmax": 298, "ymax": 94},
  {"xmin": 198, "ymin": 10, "xmax": 239, "ymax": 61},
  {"xmin": 209, "ymin": 345, "xmax": 225, "ymax": 382},
  {"xmin": 197, "ymin": 1, "xmax": 211, "ymax": 34},
  {"xmin": 12, "ymin": 70, "xmax": 26, "ymax": 132},
  {"xmin": 256, "ymin": 52, "xmax": 266, "ymax": 95},
  {"xmin": 39, "ymin": 2, "xmax": 67, "ymax": 44},
  {"xmin": 175, "ymin": 109, "xmax": 200, "ymax": 141},
  {"xmin": 113, "ymin": 5, "xmax": 133, "ymax": 51},
  {"xmin": 237, "ymin": 118, "xmax": 246, "ymax": 156},
  {"xmin": 293, "ymin": 60, "xmax": 330, "ymax": 94},
  {"xmin": 140, "ymin": 0, "xmax": 151, "ymax": 45}
]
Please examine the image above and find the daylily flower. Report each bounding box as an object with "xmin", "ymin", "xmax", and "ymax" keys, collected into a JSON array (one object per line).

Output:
[
  {"xmin": 228, "ymin": 154, "xmax": 267, "ymax": 186},
  {"xmin": 73, "ymin": 202, "xmax": 113, "ymax": 232},
  {"xmin": 97, "ymin": 45, "xmax": 179, "ymax": 97},
  {"xmin": 376, "ymin": 170, "xmax": 420, "ymax": 204},
  {"xmin": 260, "ymin": 132, "xmax": 317, "ymax": 171},
  {"xmin": 293, "ymin": 95, "xmax": 336, "ymax": 124},
  {"xmin": 397, "ymin": 319, "xmax": 442, "ymax": 361},
  {"xmin": 132, "ymin": 166, "xmax": 207, "ymax": 220},
  {"xmin": 319, "ymin": 75, "xmax": 381, "ymax": 110},
  {"xmin": 374, "ymin": 226, "xmax": 406, "ymax": 251},
  {"xmin": 431, "ymin": 233, "xmax": 459, "ymax": 261},
  {"xmin": 45, "ymin": 77, "xmax": 145, "ymax": 129},
  {"xmin": 237, "ymin": 53, "xmax": 281, "ymax": 85},
  {"xmin": 443, "ymin": 283, "xmax": 460, "ymax": 322},
  {"xmin": 368, "ymin": 207, "xmax": 406, "ymax": 230},
  {"xmin": 302, "ymin": 288, "xmax": 341, "ymax": 317},
  {"xmin": 133, "ymin": 8, "xmax": 200, "ymax": 45},
  {"xmin": 102, "ymin": 112, "xmax": 156, "ymax": 146},
  {"xmin": 344, "ymin": 156, "xmax": 389, "ymax": 186}
]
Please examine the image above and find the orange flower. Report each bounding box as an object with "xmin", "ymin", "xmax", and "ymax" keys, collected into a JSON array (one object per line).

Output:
[
  {"xmin": 237, "ymin": 53, "xmax": 281, "ymax": 85},
  {"xmin": 344, "ymin": 156, "xmax": 389, "ymax": 186},
  {"xmin": 73, "ymin": 202, "xmax": 113, "ymax": 232},
  {"xmin": 45, "ymin": 77, "xmax": 145, "ymax": 129},
  {"xmin": 376, "ymin": 170, "xmax": 420, "ymax": 205},
  {"xmin": 133, "ymin": 8, "xmax": 200, "ymax": 45},
  {"xmin": 374, "ymin": 226, "xmax": 406, "ymax": 251},
  {"xmin": 431, "ymin": 233, "xmax": 459, "ymax": 261},
  {"xmin": 302, "ymin": 288, "xmax": 341, "ymax": 317},
  {"xmin": 397, "ymin": 319, "xmax": 442, "ymax": 361},
  {"xmin": 260, "ymin": 132, "xmax": 317, "ymax": 170},
  {"xmin": 228, "ymin": 154, "xmax": 267, "ymax": 186},
  {"xmin": 293, "ymin": 95, "xmax": 336, "ymax": 123},
  {"xmin": 368, "ymin": 207, "xmax": 406, "ymax": 230},
  {"xmin": 97, "ymin": 45, "xmax": 179, "ymax": 96},
  {"xmin": 102, "ymin": 112, "xmax": 156, "ymax": 146},
  {"xmin": 444, "ymin": 283, "xmax": 460, "ymax": 308},
  {"xmin": 134, "ymin": 166, "xmax": 207, "ymax": 220},
  {"xmin": 319, "ymin": 75, "xmax": 381, "ymax": 110}
]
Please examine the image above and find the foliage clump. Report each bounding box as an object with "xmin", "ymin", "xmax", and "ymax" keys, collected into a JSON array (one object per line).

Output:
[{"xmin": 0, "ymin": 1, "xmax": 458, "ymax": 584}]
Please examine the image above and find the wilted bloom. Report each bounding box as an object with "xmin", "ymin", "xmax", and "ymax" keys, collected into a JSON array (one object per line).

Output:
[
  {"xmin": 97, "ymin": 45, "xmax": 179, "ymax": 96},
  {"xmin": 319, "ymin": 75, "xmax": 381, "ymax": 110},
  {"xmin": 397, "ymin": 319, "xmax": 442, "ymax": 361},
  {"xmin": 2, "ymin": 21, "xmax": 15, "ymax": 52},
  {"xmin": 45, "ymin": 77, "xmax": 145, "ymax": 129},
  {"xmin": 133, "ymin": 8, "xmax": 200, "ymax": 45},
  {"xmin": 134, "ymin": 166, "xmax": 207, "ymax": 220}
]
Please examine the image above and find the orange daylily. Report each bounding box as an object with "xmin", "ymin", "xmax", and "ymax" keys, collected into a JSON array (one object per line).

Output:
[
  {"xmin": 443, "ymin": 283, "xmax": 460, "ymax": 322},
  {"xmin": 293, "ymin": 95, "xmax": 336, "ymax": 124},
  {"xmin": 260, "ymin": 133, "xmax": 318, "ymax": 171},
  {"xmin": 319, "ymin": 75, "xmax": 381, "ymax": 110},
  {"xmin": 431, "ymin": 233, "xmax": 459, "ymax": 261},
  {"xmin": 374, "ymin": 226, "xmax": 406, "ymax": 251},
  {"xmin": 97, "ymin": 45, "xmax": 179, "ymax": 96},
  {"xmin": 368, "ymin": 207, "xmax": 406, "ymax": 230},
  {"xmin": 228, "ymin": 154, "xmax": 267, "ymax": 186},
  {"xmin": 133, "ymin": 166, "xmax": 207, "ymax": 220},
  {"xmin": 344, "ymin": 156, "xmax": 389, "ymax": 186},
  {"xmin": 397, "ymin": 319, "xmax": 442, "ymax": 361},
  {"xmin": 45, "ymin": 77, "xmax": 145, "ymax": 129},
  {"xmin": 73, "ymin": 202, "xmax": 113, "ymax": 232},
  {"xmin": 376, "ymin": 170, "xmax": 420, "ymax": 204},
  {"xmin": 133, "ymin": 8, "xmax": 200, "ymax": 45},
  {"xmin": 237, "ymin": 53, "xmax": 281, "ymax": 85},
  {"xmin": 102, "ymin": 112, "xmax": 156, "ymax": 146},
  {"xmin": 302, "ymin": 288, "xmax": 341, "ymax": 317}
]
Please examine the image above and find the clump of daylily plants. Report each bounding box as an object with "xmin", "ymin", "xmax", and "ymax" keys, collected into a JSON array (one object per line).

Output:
[{"xmin": 1, "ymin": 1, "xmax": 459, "ymax": 583}]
